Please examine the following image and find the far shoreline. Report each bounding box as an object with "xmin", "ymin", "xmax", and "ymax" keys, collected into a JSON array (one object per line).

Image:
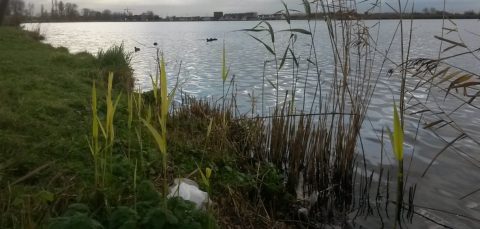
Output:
[{"xmin": 23, "ymin": 17, "xmax": 480, "ymax": 24}]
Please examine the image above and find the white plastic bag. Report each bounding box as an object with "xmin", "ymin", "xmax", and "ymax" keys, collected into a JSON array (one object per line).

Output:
[{"xmin": 167, "ymin": 178, "xmax": 209, "ymax": 210}]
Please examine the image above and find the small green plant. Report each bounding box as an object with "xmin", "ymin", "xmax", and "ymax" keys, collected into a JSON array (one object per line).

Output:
[
  {"xmin": 25, "ymin": 24, "xmax": 45, "ymax": 41},
  {"xmin": 48, "ymin": 182, "xmax": 215, "ymax": 229},
  {"xmin": 199, "ymin": 167, "xmax": 212, "ymax": 193},
  {"xmin": 88, "ymin": 72, "xmax": 122, "ymax": 189},
  {"xmin": 142, "ymin": 54, "xmax": 171, "ymax": 198},
  {"xmin": 90, "ymin": 80, "xmax": 100, "ymax": 186},
  {"xmin": 48, "ymin": 204, "xmax": 102, "ymax": 229},
  {"xmin": 198, "ymin": 166, "xmax": 213, "ymax": 229},
  {"xmin": 198, "ymin": 167, "xmax": 212, "ymax": 201},
  {"xmin": 221, "ymin": 40, "xmax": 230, "ymax": 124}
]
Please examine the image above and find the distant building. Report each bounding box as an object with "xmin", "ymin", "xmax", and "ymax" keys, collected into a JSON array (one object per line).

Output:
[
  {"xmin": 175, "ymin": 16, "xmax": 202, "ymax": 21},
  {"xmin": 223, "ymin": 12, "xmax": 258, "ymax": 21},
  {"xmin": 258, "ymin": 13, "xmax": 283, "ymax": 20},
  {"xmin": 124, "ymin": 12, "xmax": 161, "ymax": 22},
  {"xmin": 213, "ymin": 12, "xmax": 223, "ymax": 20}
]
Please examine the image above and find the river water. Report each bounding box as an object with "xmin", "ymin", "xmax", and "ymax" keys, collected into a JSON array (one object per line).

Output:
[{"xmin": 26, "ymin": 20, "xmax": 480, "ymax": 228}]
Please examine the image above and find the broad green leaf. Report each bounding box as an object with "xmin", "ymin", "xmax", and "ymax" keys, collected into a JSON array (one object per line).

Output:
[
  {"xmin": 160, "ymin": 55, "xmax": 168, "ymax": 126},
  {"xmin": 205, "ymin": 167, "xmax": 212, "ymax": 179},
  {"xmin": 141, "ymin": 119, "xmax": 167, "ymax": 156},
  {"xmin": 198, "ymin": 165, "xmax": 209, "ymax": 188},
  {"xmin": 97, "ymin": 116, "xmax": 107, "ymax": 140},
  {"xmin": 392, "ymin": 103, "xmax": 404, "ymax": 161}
]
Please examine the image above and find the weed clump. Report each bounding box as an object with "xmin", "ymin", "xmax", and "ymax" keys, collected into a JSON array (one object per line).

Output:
[
  {"xmin": 97, "ymin": 44, "xmax": 134, "ymax": 91},
  {"xmin": 24, "ymin": 30, "xmax": 45, "ymax": 41},
  {"xmin": 48, "ymin": 181, "xmax": 216, "ymax": 229}
]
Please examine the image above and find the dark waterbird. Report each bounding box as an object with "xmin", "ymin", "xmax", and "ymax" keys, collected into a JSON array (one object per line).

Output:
[
  {"xmin": 153, "ymin": 42, "xmax": 158, "ymax": 46},
  {"xmin": 134, "ymin": 47, "xmax": 140, "ymax": 52},
  {"xmin": 206, "ymin": 38, "xmax": 218, "ymax": 42}
]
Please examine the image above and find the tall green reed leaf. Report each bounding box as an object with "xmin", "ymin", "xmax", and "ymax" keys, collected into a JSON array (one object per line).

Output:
[
  {"xmin": 388, "ymin": 102, "xmax": 404, "ymax": 227},
  {"xmin": 141, "ymin": 119, "xmax": 167, "ymax": 157},
  {"xmin": 141, "ymin": 54, "xmax": 170, "ymax": 198},
  {"xmin": 160, "ymin": 54, "xmax": 168, "ymax": 136},
  {"xmin": 88, "ymin": 72, "xmax": 121, "ymax": 188},
  {"xmin": 128, "ymin": 92, "xmax": 133, "ymax": 130},
  {"xmin": 222, "ymin": 41, "xmax": 228, "ymax": 82},
  {"xmin": 90, "ymin": 80, "xmax": 99, "ymax": 185},
  {"xmin": 392, "ymin": 103, "xmax": 404, "ymax": 161}
]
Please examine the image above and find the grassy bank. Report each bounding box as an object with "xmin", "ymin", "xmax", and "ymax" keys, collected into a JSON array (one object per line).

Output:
[
  {"xmin": 0, "ymin": 27, "xmax": 107, "ymax": 227},
  {"xmin": 0, "ymin": 27, "xmax": 97, "ymax": 178},
  {"xmin": 0, "ymin": 27, "xmax": 297, "ymax": 228}
]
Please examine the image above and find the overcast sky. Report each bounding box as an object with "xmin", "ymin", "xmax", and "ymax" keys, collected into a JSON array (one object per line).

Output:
[{"xmin": 32, "ymin": 0, "xmax": 480, "ymax": 17}]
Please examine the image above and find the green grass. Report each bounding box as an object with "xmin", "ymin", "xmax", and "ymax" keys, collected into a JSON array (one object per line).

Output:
[
  {"xmin": 0, "ymin": 27, "xmax": 97, "ymax": 174},
  {"xmin": 0, "ymin": 27, "xmax": 104, "ymax": 228}
]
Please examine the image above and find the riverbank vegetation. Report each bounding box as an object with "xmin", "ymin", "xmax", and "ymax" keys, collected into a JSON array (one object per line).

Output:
[
  {"xmin": 2, "ymin": 0, "xmax": 480, "ymax": 228},
  {"xmin": 0, "ymin": 26, "xmax": 297, "ymax": 228},
  {"xmin": 0, "ymin": 1, "xmax": 376, "ymax": 226}
]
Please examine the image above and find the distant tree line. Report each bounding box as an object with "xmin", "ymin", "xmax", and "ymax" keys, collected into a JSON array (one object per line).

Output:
[
  {"xmin": 0, "ymin": 0, "xmax": 10, "ymax": 25},
  {"xmin": 38, "ymin": 1, "xmax": 160, "ymax": 22},
  {"xmin": 361, "ymin": 7, "xmax": 480, "ymax": 20},
  {"xmin": 0, "ymin": 0, "xmax": 35, "ymax": 25},
  {"xmin": 45, "ymin": 0, "xmax": 79, "ymax": 20},
  {"xmin": 1, "ymin": 1, "xmax": 480, "ymax": 26},
  {"xmin": 0, "ymin": 0, "xmax": 160, "ymax": 24},
  {"xmin": 286, "ymin": 7, "xmax": 480, "ymax": 20}
]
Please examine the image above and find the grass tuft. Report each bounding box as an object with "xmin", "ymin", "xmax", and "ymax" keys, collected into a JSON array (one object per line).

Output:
[{"xmin": 97, "ymin": 44, "xmax": 134, "ymax": 91}]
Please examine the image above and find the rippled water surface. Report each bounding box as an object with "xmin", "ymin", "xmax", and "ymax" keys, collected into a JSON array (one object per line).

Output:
[{"xmin": 27, "ymin": 20, "xmax": 480, "ymax": 228}]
